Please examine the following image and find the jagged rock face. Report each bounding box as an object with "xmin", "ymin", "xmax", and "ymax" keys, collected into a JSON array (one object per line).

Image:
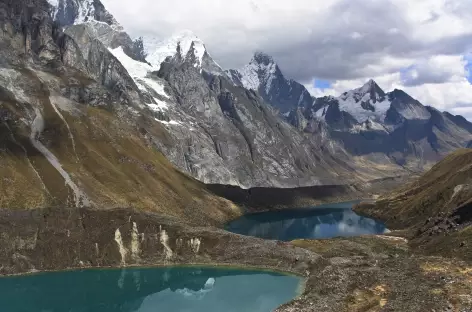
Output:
[
  {"xmin": 0, "ymin": 0, "xmax": 242, "ymax": 220},
  {"xmin": 295, "ymin": 79, "xmax": 472, "ymax": 170},
  {"xmin": 443, "ymin": 112, "xmax": 472, "ymax": 133},
  {"xmin": 5, "ymin": 0, "xmax": 469, "ymax": 192},
  {"xmin": 231, "ymin": 51, "xmax": 471, "ymax": 174},
  {"xmin": 151, "ymin": 51, "xmax": 358, "ymax": 187},
  {"xmin": 229, "ymin": 52, "xmax": 313, "ymax": 114},
  {"xmin": 62, "ymin": 24, "xmax": 144, "ymax": 106},
  {"xmin": 51, "ymin": 0, "xmax": 119, "ymax": 28},
  {"xmin": 47, "ymin": 0, "xmax": 146, "ymax": 62}
]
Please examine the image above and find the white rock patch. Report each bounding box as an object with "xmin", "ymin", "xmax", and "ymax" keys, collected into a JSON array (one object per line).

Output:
[
  {"xmin": 189, "ymin": 238, "xmax": 201, "ymax": 254},
  {"xmin": 114, "ymin": 228, "xmax": 128, "ymax": 265},
  {"xmin": 131, "ymin": 222, "xmax": 140, "ymax": 261},
  {"xmin": 159, "ymin": 227, "xmax": 173, "ymax": 260}
]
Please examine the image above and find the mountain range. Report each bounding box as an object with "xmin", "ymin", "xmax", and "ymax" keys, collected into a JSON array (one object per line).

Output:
[{"xmin": 0, "ymin": 0, "xmax": 470, "ymax": 216}]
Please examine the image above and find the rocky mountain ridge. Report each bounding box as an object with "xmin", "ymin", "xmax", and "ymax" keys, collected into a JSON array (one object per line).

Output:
[
  {"xmin": 4, "ymin": 0, "xmax": 471, "ymax": 193},
  {"xmin": 231, "ymin": 53, "xmax": 472, "ymax": 172},
  {"xmin": 47, "ymin": 0, "xmax": 147, "ymax": 62},
  {"xmin": 0, "ymin": 0, "xmax": 244, "ymax": 222},
  {"xmin": 45, "ymin": 0, "xmax": 472, "ymax": 188}
]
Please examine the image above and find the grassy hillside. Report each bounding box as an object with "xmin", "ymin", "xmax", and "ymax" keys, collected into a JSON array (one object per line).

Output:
[
  {"xmin": 0, "ymin": 67, "xmax": 240, "ymax": 226},
  {"xmin": 355, "ymin": 148, "xmax": 472, "ymax": 260}
]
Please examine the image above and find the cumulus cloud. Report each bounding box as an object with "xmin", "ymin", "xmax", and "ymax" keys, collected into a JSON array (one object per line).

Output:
[
  {"xmin": 101, "ymin": 0, "xmax": 472, "ymax": 119},
  {"xmin": 401, "ymin": 55, "xmax": 467, "ymax": 86}
]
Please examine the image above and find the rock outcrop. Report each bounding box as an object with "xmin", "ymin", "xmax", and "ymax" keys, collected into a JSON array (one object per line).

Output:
[
  {"xmin": 232, "ymin": 55, "xmax": 472, "ymax": 177},
  {"xmin": 0, "ymin": 0, "xmax": 241, "ymax": 224}
]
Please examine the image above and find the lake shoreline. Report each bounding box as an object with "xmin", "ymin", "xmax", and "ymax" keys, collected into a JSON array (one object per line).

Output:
[
  {"xmin": 1, "ymin": 204, "xmax": 468, "ymax": 311},
  {"xmin": 225, "ymin": 200, "xmax": 388, "ymax": 241}
]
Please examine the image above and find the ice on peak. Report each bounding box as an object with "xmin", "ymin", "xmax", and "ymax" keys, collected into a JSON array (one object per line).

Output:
[
  {"xmin": 238, "ymin": 52, "xmax": 280, "ymax": 92},
  {"xmin": 47, "ymin": 0, "xmax": 59, "ymax": 7},
  {"xmin": 339, "ymin": 79, "xmax": 386, "ymax": 106},
  {"xmin": 46, "ymin": 0, "xmax": 60, "ymax": 18},
  {"xmin": 145, "ymin": 29, "xmax": 208, "ymax": 71},
  {"xmin": 335, "ymin": 79, "xmax": 391, "ymax": 123},
  {"xmin": 168, "ymin": 29, "xmax": 205, "ymax": 57},
  {"xmin": 108, "ymin": 46, "xmax": 170, "ymax": 103},
  {"xmin": 364, "ymin": 78, "xmax": 376, "ymax": 88},
  {"xmin": 251, "ymin": 52, "xmax": 275, "ymax": 65},
  {"xmin": 75, "ymin": 0, "xmax": 95, "ymax": 24},
  {"xmin": 346, "ymin": 79, "xmax": 385, "ymax": 99}
]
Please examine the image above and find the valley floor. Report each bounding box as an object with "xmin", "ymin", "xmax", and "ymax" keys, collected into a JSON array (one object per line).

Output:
[
  {"xmin": 281, "ymin": 236, "xmax": 472, "ymax": 312},
  {"xmin": 0, "ymin": 205, "xmax": 471, "ymax": 312}
]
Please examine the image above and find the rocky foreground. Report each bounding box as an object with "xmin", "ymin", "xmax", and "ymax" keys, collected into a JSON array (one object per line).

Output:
[
  {"xmin": 2, "ymin": 148, "xmax": 472, "ymax": 312},
  {"xmin": 1, "ymin": 205, "xmax": 471, "ymax": 312}
]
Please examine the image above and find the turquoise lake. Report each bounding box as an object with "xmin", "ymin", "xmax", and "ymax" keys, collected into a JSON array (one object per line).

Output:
[
  {"xmin": 225, "ymin": 201, "xmax": 387, "ymax": 241},
  {"xmin": 0, "ymin": 266, "xmax": 301, "ymax": 312}
]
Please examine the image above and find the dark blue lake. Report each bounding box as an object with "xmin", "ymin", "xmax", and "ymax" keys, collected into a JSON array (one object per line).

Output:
[
  {"xmin": 0, "ymin": 266, "xmax": 301, "ymax": 312},
  {"xmin": 225, "ymin": 201, "xmax": 387, "ymax": 241}
]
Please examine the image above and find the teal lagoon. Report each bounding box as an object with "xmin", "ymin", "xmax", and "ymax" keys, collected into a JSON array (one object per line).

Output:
[{"xmin": 0, "ymin": 266, "xmax": 301, "ymax": 312}]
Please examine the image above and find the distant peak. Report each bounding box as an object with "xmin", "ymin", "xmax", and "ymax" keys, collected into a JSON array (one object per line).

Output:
[
  {"xmin": 362, "ymin": 79, "xmax": 378, "ymax": 89},
  {"xmin": 251, "ymin": 52, "xmax": 275, "ymax": 65},
  {"xmin": 357, "ymin": 79, "xmax": 385, "ymax": 96},
  {"xmin": 145, "ymin": 29, "xmax": 209, "ymax": 71}
]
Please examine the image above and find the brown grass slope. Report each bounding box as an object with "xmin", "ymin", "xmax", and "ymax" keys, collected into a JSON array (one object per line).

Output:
[
  {"xmin": 0, "ymin": 67, "xmax": 240, "ymax": 226},
  {"xmin": 355, "ymin": 148, "xmax": 472, "ymax": 260}
]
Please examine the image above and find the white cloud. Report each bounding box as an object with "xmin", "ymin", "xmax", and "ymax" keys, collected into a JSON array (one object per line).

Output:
[
  {"xmin": 101, "ymin": 0, "xmax": 472, "ymax": 119},
  {"xmin": 401, "ymin": 55, "xmax": 467, "ymax": 86},
  {"xmin": 403, "ymin": 80, "xmax": 472, "ymax": 111}
]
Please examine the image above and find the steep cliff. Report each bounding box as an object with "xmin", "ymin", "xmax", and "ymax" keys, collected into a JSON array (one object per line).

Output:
[{"xmin": 0, "ymin": 0, "xmax": 239, "ymax": 225}]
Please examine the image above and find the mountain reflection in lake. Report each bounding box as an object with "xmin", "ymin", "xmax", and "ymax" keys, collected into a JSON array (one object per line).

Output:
[
  {"xmin": 0, "ymin": 266, "xmax": 301, "ymax": 312},
  {"xmin": 225, "ymin": 201, "xmax": 387, "ymax": 241}
]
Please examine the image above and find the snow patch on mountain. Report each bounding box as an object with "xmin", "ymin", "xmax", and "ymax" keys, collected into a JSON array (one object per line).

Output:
[
  {"xmin": 312, "ymin": 80, "xmax": 437, "ymax": 128},
  {"xmin": 337, "ymin": 80, "xmax": 391, "ymax": 123},
  {"xmin": 75, "ymin": 0, "xmax": 95, "ymax": 25},
  {"xmin": 108, "ymin": 46, "xmax": 170, "ymax": 109},
  {"xmin": 109, "ymin": 47, "xmax": 151, "ymax": 78},
  {"xmin": 148, "ymin": 98, "xmax": 168, "ymax": 111},
  {"xmin": 237, "ymin": 54, "xmax": 278, "ymax": 92},
  {"xmin": 141, "ymin": 78, "xmax": 170, "ymax": 99},
  {"xmin": 338, "ymin": 96, "xmax": 391, "ymax": 123},
  {"xmin": 47, "ymin": 0, "xmax": 59, "ymax": 5},
  {"xmin": 238, "ymin": 62, "xmax": 261, "ymax": 91},
  {"xmin": 145, "ymin": 30, "xmax": 207, "ymax": 71},
  {"xmin": 315, "ymin": 105, "xmax": 329, "ymax": 119},
  {"xmin": 156, "ymin": 119, "xmax": 182, "ymax": 126},
  {"xmin": 350, "ymin": 118, "xmax": 388, "ymax": 133},
  {"xmin": 50, "ymin": 0, "xmax": 124, "ymax": 32},
  {"xmin": 46, "ymin": 0, "xmax": 59, "ymax": 18}
]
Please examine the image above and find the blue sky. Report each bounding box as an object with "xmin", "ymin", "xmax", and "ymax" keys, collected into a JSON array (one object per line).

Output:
[
  {"xmin": 465, "ymin": 54, "xmax": 472, "ymax": 84},
  {"xmin": 314, "ymin": 79, "xmax": 332, "ymax": 89}
]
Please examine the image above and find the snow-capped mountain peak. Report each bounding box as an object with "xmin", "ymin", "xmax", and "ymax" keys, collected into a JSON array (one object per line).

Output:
[
  {"xmin": 145, "ymin": 30, "xmax": 208, "ymax": 71},
  {"xmin": 75, "ymin": 0, "xmax": 95, "ymax": 24},
  {"xmin": 336, "ymin": 79, "xmax": 390, "ymax": 123},
  {"xmin": 340, "ymin": 79, "xmax": 386, "ymax": 103},
  {"xmin": 236, "ymin": 52, "xmax": 280, "ymax": 92},
  {"xmin": 251, "ymin": 52, "xmax": 276, "ymax": 66},
  {"xmin": 48, "ymin": 0, "xmax": 123, "ymax": 31}
]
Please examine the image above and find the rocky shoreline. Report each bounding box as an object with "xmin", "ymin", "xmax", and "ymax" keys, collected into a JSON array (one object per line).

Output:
[
  {"xmin": 0, "ymin": 207, "xmax": 317, "ymax": 276},
  {"xmin": 1, "ymin": 203, "xmax": 471, "ymax": 311}
]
